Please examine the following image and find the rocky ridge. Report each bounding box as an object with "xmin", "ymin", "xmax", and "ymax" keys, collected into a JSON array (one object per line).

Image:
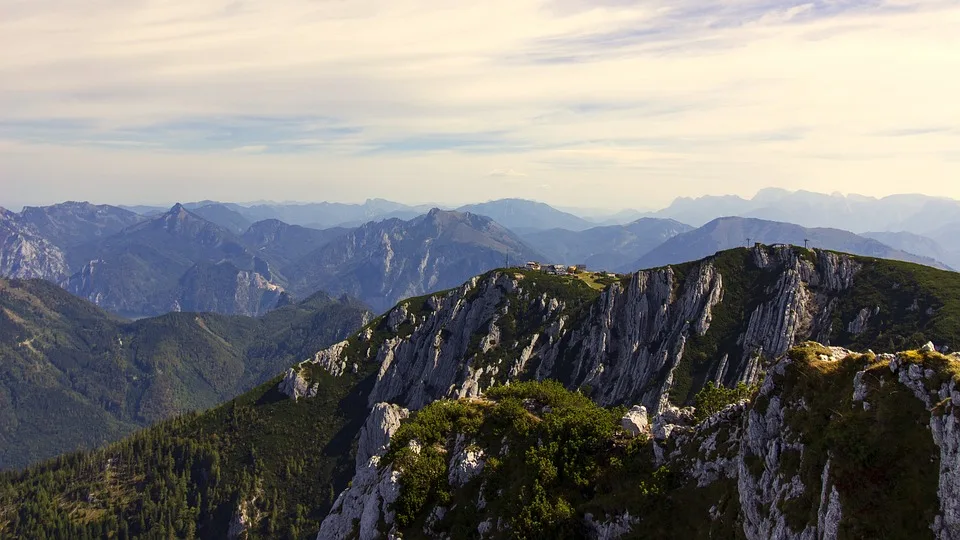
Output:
[{"xmin": 284, "ymin": 245, "xmax": 880, "ymax": 415}]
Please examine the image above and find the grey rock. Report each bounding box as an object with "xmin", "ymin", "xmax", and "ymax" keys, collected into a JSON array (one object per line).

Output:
[
  {"xmin": 318, "ymin": 403, "xmax": 411, "ymax": 540},
  {"xmin": 448, "ymin": 434, "xmax": 486, "ymax": 488},
  {"xmin": 583, "ymin": 511, "xmax": 640, "ymax": 540},
  {"xmin": 847, "ymin": 307, "xmax": 872, "ymax": 335},
  {"xmin": 278, "ymin": 368, "xmax": 311, "ymax": 401},
  {"xmin": 356, "ymin": 403, "xmax": 410, "ymax": 471},
  {"xmin": 620, "ymin": 405, "xmax": 650, "ymax": 437}
]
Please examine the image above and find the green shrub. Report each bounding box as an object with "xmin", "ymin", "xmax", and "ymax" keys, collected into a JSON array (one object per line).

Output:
[{"xmin": 693, "ymin": 382, "xmax": 758, "ymax": 423}]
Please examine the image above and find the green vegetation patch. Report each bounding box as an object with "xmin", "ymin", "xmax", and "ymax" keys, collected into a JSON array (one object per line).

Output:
[
  {"xmin": 775, "ymin": 345, "xmax": 940, "ymax": 538},
  {"xmin": 385, "ymin": 381, "xmax": 742, "ymax": 540},
  {"xmin": 692, "ymin": 382, "xmax": 758, "ymax": 423},
  {"xmin": 832, "ymin": 258, "xmax": 960, "ymax": 352}
]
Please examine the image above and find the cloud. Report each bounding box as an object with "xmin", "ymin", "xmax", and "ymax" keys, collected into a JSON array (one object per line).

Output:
[
  {"xmin": 231, "ymin": 145, "xmax": 268, "ymax": 153},
  {"xmin": 488, "ymin": 168, "xmax": 528, "ymax": 177},
  {"xmin": 872, "ymin": 127, "xmax": 955, "ymax": 137},
  {"xmin": 0, "ymin": 0, "xmax": 959, "ymax": 208}
]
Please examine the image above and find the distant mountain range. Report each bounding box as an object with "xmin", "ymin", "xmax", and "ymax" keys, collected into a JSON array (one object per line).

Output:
[
  {"xmin": 63, "ymin": 204, "xmax": 287, "ymax": 318},
  {"xmin": 520, "ymin": 218, "xmax": 693, "ymax": 271},
  {"xmin": 121, "ymin": 198, "xmax": 433, "ymax": 229},
  {"xmin": 0, "ymin": 276, "xmax": 370, "ymax": 469},
  {"xmin": 112, "ymin": 190, "xmax": 960, "ymax": 240},
  {"xmin": 286, "ymin": 208, "xmax": 545, "ymax": 312},
  {"xmin": 623, "ymin": 216, "xmax": 951, "ymax": 272},
  {"xmin": 5, "ymin": 191, "xmax": 960, "ymax": 320},
  {"xmin": 0, "ymin": 202, "xmax": 548, "ymax": 317},
  {"xmin": 125, "ymin": 198, "xmax": 602, "ymax": 233},
  {"xmin": 644, "ymin": 188, "xmax": 960, "ymax": 235},
  {"xmin": 456, "ymin": 198, "xmax": 595, "ymax": 232}
]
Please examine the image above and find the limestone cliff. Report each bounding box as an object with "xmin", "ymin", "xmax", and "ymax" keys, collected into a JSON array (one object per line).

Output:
[{"xmin": 285, "ymin": 245, "xmax": 926, "ymax": 415}]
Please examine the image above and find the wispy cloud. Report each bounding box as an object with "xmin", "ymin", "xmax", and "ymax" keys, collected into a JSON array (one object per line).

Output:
[
  {"xmin": 488, "ymin": 168, "xmax": 528, "ymax": 177},
  {"xmin": 231, "ymin": 145, "xmax": 268, "ymax": 153},
  {"xmin": 873, "ymin": 127, "xmax": 955, "ymax": 137},
  {"xmin": 0, "ymin": 0, "xmax": 958, "ymax": 207}
]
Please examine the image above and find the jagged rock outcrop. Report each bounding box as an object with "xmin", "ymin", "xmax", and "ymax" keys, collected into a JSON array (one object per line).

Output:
[
  {"xmin": 620, "ymin": 405, "xmax": 650, "ymax": 437},
  {"xmin": 227, "ymin": 496, "xmax": 260, "ymax": 540},
  {"xmin": 448, "ymin": 434, "xmax": 485, "ymax": 488},
  {"xmin": 290, "ymin": 245, "xmax": 876, "ymax": 418},
  {"xmin": 737, "ymin": 359, "xmax": 819, "ymax": 540},
  {"xmin": 888, "ymin": 351, "xmax": 960, "ymax": 539},
  {"xmin": 279, "ymin": 368, "xmax": 314, "ymax": 401},
  {"xmin": 356, "ymin": 403, "xmax": 411, "ymax": 471},
  {"xmin": 583, "ymin": 512, "xmax": 641, "ymax": 540},
  {"xmin": 318, "ymin": 403, "xmax": 410, "ymax": 540},
  {"xmin": 847, "ymin": 307, "xmax": 874, "ymax": 335}
]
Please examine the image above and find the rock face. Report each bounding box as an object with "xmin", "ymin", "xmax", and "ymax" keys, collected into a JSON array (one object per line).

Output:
[
  {"xmin": 356, "ymin": 403, "xmax": 411, "ymax": 471},
  {"xmin": 620, "ymin": 405, "xmax": 649, "ymax": 437},
  {"xmin": 278, "ymin": 368, "xmax": 313, "ymax": 401},
  {"xmin": 317, "ymin": 403, "xmax": 409, "ymax": 540},
  {"xmin": 448, "ymin": 434, "xmax": 486, "ymax": 488},
  {"xmin": 289, "ymin": 245, "xmax": 875, "ymax": 416},
  {"xmin": 287, "ymin": 208, "xmax": 545, "ymax": 313},
  {"xmin": 0, "ymin": 209, "xmax": 69, "ymax": 281},
  {"xmin": 227, "ymin": 496, "xmax": 260, "ymax": 540},
  {"xmin": 172, "ymin": 261, "xmax": 285, "ymax": 317}
]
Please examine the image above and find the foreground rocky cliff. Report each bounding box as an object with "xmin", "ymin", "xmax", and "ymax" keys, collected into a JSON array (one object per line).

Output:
[
  {"xmin": 285, "ymin": 244, "xmax": 948, "ymax": 416},
  {"xmin": 323, "ymin": 342, "xmax": 960, "ymax": 539}
]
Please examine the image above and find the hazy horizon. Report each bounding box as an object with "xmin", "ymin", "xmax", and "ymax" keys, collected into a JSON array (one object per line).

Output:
[{"xmin": 4, "ymin": 187, "xmax": 960, "ymax": 216}]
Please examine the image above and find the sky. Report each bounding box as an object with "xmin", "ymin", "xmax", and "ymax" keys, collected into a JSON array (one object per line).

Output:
[{"xmin": 2, "ymin": 0, "xmax": 959, "ymax": 210}]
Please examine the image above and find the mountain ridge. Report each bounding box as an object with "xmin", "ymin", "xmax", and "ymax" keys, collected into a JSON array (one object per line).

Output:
[
  {"xmin": 286, "ymin": 208, "xmax": 546, "ymax": 312},
  {"xmin": 5, "ymin": 245, "xmax": 960, "ymax": 537},
  {"xmin": 521, "ymin": 217, "xmax": 694, "ymax": 271},
  {"xmin": 623, "ymin": 216, "xmax": 950, "ymax": 272}
]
